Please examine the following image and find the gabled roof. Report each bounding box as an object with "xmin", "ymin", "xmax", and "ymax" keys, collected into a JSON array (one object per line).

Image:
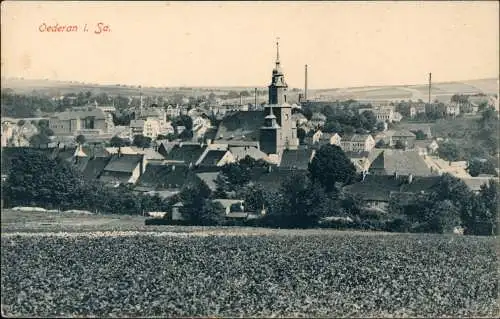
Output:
[
  {"xmin": 215, "ymin": 111, "xmax": 263, "ymax": 141},
  {"xmin": 344, "ymin": 175, "xmax": 404, "ymax": 202},
  {"xmin": 52, "ymin": 109, "xmax": 106, "ymax": 120},
  {"xmin": 197, "ymin": 150, "xmax": 228, "ymax": 166},
  {"xmin": 196, "ymin": 172, "xmax": 220, "ymax": 191},
  {"xmin": 229, "ymin": 146, "xmax": 267, "ymax": 162},
  {"xmin": 369, "ymin": 150, "xmax": 431, "ymax": 177},
  {"xmin": 82, "ymin": 157, "xmax": 112, "ymax": 180},
  {"xmin": 104, "ymin": 154, "xmax": 143, "ymax": 173},
  {"xmin": 165, "ymin": 143, "xmax": 206, "ymax": 164},
  {"xmin": 280, "ymin": 147, "xmax": 315, "ymax": 170},
  {"xmin": 341, "ymin": 134, "xmax": 372, "ymax": 143},
  {"xmin": 136, "ymin": 164, "xmax": 192, "ymax": 189}
]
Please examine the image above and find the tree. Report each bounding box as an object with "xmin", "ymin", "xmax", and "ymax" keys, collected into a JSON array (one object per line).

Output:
[
  {"xmin": 276, "ymin": 172, "xmax": 332, "ymax": 228},
  {"xmin": 424, "ymin": 200, "xmax": 461, "ymax": 234},
  {"xmin": 361, "ymin": 110, "xmax": 377, "ymax": 130},
  {"xmin": 75, "ymin": 134, "xmax": 86, "ymax": 145},
  {"xmin": 179, "ymin": 179, "xmax": 215, "ymax": 225},
  {"xmin": 467, "ymin": 159, "xmax": 497, "ymax": 177},
  {"xmin": 308, "ymin": 144, "xmax": 357, "ymax": 193},
  {"xmin": 415, "ymin": 130, "xmax": 427, "ymax": 140},
  {"xmin": 29, "ymin": 134, "xmax": 50, "ymax": 147},
  {"xmin": 132, "ymin": 135, "xmax": 152, "ymax": 148},
  {"xmin": 464, "ymin": 180, "xmax": 499, "ymax": 236},
  {"xmin": 376, "ymin": 121, "xmax": 386, "ymax": 132},
  {"xmin": 109, "ymin": 136, "xmax": 130, "ymax": 147},
  {"xmin": 438, "ymin": 141, "xmax": 462, "ymax": 162}
]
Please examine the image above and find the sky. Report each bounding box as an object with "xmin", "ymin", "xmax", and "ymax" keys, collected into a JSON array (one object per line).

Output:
[{"xmin": 1, "ymin": 1, "xmax": 499, "ymax": 89}]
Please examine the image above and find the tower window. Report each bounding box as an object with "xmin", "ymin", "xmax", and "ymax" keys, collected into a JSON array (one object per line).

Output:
[{"xmin": 284, "ymin": 95, "xmax": 287, "ymax": 102}]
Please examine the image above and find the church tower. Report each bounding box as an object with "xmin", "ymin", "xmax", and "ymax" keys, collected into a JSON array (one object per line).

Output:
[
  {"xmin": 259, "ymin": 105, "xmax": 281, "ymax": 155},
  {"xmin": 262, "ymin": 39, "xmax": 299, "ymax": 156}
]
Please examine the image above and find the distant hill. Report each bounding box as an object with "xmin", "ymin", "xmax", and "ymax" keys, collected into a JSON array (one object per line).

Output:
[{"xmin": 2, "ymin": 77, "xmax": 498, "ymax": 101}]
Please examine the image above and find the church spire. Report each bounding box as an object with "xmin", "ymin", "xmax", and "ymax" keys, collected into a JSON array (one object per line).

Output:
[{"xmin": 275, "ymin": 37, "xmax": 280, "ymax": 66}]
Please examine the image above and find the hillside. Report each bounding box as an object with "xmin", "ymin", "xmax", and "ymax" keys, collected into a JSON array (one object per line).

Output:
[{"xmin": 2, "ymin": 77, "xmax": 497, "ymax": 101}]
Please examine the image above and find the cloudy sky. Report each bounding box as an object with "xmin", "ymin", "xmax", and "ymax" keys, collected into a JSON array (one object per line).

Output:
[{"xmin": 1, "ymin": 1, "xmax": 498, "ymax": 89}]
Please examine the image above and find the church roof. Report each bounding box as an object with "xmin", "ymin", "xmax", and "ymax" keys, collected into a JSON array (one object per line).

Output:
[{"xmin": 215, "ymin": 111, "xmax": 263, "ymax": 141}]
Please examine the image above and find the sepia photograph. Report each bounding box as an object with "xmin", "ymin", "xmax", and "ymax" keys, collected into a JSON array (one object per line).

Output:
[{"xmin": 1, "ymin": 1, "xmax": 499, "ymax": 317}]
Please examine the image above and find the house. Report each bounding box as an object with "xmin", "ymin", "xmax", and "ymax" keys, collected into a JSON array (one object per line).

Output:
[
  {"xmin": 195, "ymin": 148, "xmax": 235, "ymax": 167},
  {"xmin": 344, "ymin": 174, "xmax": 442, "ymax": 212},
  {"xmin": 165, "ymin": 142, "xmax": 207, "ymax": 166},
  {"xmin": 320, "ymin": 132, "xmax": 341, "ymax": 146},
  {"xmin": 166, "ymin": 105, "xmax": 181, "ymax": 118},
  {"xmin": 195, "ymin": 172, "xmax": 221, "ymax": 192},
  {"xmin": 135, "ymin": 163, "xmax": 193, "ymax": 195},
  {"xmin": 157, "ymin": 141, "xmax": 180, "ymax": 158},
  {"xmin": 212, "ymin": 199, "xmax": 266, "ymax": 220},
  {"xmin": 340, "ymin": 134, "xmax": 375, "ymax": 153},
  {"xmin": 279, "ymin": 146, "xmax": 315, "ymax": 170},
  {"xmin": 391, "ymin": 129, "xmax": 416, "ymax": 149},
  {"xmin": 369, "ymin": 150, "xmax": 432, "ymax": 177},
  {"xmin": 402, "ymin": 124, "xmax": 433, "ymax": 139},
  {"xmin": 228, "ymin": 146, "xmax": 269, "ymax": 163},
  {"xmin": 49, "ymin": 108, "xmax": 114, "ymax": 136},
  {"xmin": 445, "ymin": 103, "xmax": 461, "ymax": 116},
  {"xmin": 99, "ymin": 154, "xmax": 145, "ymax": 186}
]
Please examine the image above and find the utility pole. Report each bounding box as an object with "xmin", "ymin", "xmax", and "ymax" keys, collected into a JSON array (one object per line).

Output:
[{"xmin": 428, "ymin": 72, "xmax": 432, "ymax": 105}]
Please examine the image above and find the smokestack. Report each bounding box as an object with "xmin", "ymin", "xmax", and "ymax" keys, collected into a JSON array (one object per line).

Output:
[
  {"xmin": 428, "ymin": 73, "xmax": 432, "ymax": 105},
  {"xmin": 305, "ymin": 64, "xmax": 308, "ymax": 102},
  {"xmin": 254, "ymin": 88, "xmax": 257, "ymax": 109}
]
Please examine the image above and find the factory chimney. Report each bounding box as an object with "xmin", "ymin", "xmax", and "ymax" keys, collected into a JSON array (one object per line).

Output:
[
  {"xmin": 304, "ymin": 64, "xmax": 308, "ymax": 102},
  {"xmin": 254, "ymin": 88, "xmax": 258, "ymax": 109},
  {"xmin": 428, "ymin": 72, "xmax": 432, "ymax": 105}
]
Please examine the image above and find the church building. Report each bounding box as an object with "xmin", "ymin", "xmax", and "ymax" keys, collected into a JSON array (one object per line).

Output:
[{"xmin": 214, "ymin": 40, "xmax": 300, "ymax": 162}]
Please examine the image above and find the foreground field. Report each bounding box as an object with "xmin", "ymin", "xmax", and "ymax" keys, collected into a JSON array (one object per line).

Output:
[{"xmin": 1, "ymin": 226, "xmax": 498, "ymax": 317}]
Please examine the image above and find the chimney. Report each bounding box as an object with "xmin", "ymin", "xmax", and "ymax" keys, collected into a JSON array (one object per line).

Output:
[
  {"xmin": 254, "ymin": 88, "xmax": 258, "ymax": 109},
  {"xmin": 428, "ymin": 72, "xmax": 432, "ymax": 105},
  {"xmin": 172, "ymin": 165, "xmax": 176, "ymax": 171},
  {"xmin": 394, "ymin": 171, "xmax": 399, "ymax": 180},
  {"xmin": 408, "ymin": 173, "xmax": 413, "ymax": 184},
  {"xmin": 304, "ymin": 64, "xmax": 308, "ymax": 102},
  {"xmin": 118, "ymin": 146, "xmax": 122, "ymax": 157}
]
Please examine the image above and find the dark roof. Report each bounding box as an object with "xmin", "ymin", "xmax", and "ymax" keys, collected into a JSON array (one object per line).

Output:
[
  {"xmin": 196, "ymin": 172, "xmax": 220, "ymax": 191},
  {"xmin": 204, "ymin": 127, "xmax": 218, "ymax": 141},
  {"xmin": 197, "ymin": 150, "xmax": 227, "ymax": 166},
  {"xmin": 215, "ymin": 111, "xmax": 263, "ymax": 141},
  {"xmin": 104, "ymin": 154, "xmax": 142, "ymax": 173},
  {"xmin": 82, "ymin": 157, "xmax": 112, "ymax": 180},
  {"xmin": 344, "ymin": 175, "xmax": 404, "ymax": 202},
  {"xmin": 369, "ymin": 150, "xmax": 431, "ymax": 176},
  {"xmin": 249, "ymin": 167, "xmax": 295, "ymax": 189},
  {"xmin": 137, "ymin": 164, "xmax": 192, "ymax": 189},
  {"xmin": 344, "ymin": 151, "xmax": 370, "ymax": 160},
  {"xmin": 165, "ymin": 143, "xmax": 206, "ymax": 164},
  {"xmin": 280, "ymin": 147, "xmax": 314, "ymax": 170}
]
